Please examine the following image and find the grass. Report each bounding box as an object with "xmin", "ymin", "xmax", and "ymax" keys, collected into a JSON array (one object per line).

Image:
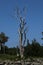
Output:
[
  {"xmin": 0, "ymin": 54, "xmax": 17, "ymax": 60},
  {"xmin": 0, "ymin": 54, "xmax": 43, "ymax": 61}
]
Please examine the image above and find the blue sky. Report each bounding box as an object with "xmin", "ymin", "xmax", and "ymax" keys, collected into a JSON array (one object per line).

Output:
[{"xmin": 0, "ymin": 0, "xmax": 43, "ymax": 47}]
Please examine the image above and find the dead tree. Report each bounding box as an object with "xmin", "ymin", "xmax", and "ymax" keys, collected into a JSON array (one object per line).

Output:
[{"xmin": 14, "ymin": 7, "xmax": 27, "ymax": 58}]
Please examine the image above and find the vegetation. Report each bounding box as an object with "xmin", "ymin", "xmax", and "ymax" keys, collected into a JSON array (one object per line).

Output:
[
  {"xmin": 0, "ymin": 54, "xmax": 17, "ymax": 60},
  {"xmin": 0, "ymin": 32, "xmax": 8, "ymax": 54},
  {"xmin": 41, "ymin": 32, "xmax": 43, "ymax": 40},
  {"xmin": 0, "ymin": 36, "xmax": 43, "ymax": 60},
  {"xmin": 24, "ymin": 39, "xmax": 43, "ymax": 58}
]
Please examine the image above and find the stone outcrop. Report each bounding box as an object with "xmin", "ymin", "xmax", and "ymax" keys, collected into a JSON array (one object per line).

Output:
[{"xmin": 0, "ymin": 58, "xmax": 43, "ymax": 65}]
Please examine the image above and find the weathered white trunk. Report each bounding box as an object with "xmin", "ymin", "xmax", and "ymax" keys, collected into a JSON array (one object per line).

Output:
[{"xmin": 20, "ymin": 34, "xmax": 23, "ymax": 58}]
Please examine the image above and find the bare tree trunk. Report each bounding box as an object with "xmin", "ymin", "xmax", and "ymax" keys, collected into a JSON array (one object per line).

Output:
[
  {"xmin": 19, "ymin": 34, "xmax": 23, "ymax": 58},
  {"xmin": 3, "ymin": 43, "xmax": 5, "ymax": 54},
  {"xmin": 0, "ymin": 43, "xmax": 1, "ymax": 51}
]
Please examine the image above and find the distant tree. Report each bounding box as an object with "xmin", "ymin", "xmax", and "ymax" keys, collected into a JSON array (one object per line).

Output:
[
  {"xmin": 0, "ymin": 32, "xmax": 8, "ymax": 54},
  {"xmin": 31, "ymin": 39, "xmax": 40, "ymax": 57},
  {"xmin": 5, "ymin": 46, "xmax": 8, "ymax": 54},
  {"xmin": 24, "ymin": 39, "xmax": 31, "ymax": 57},
  {"xmin": 42, "ymin": 32, "xmax": 43, "ymax": 35},
  {"xmin": 27, "ymin": 39, "xmax": 30, "ymax": 46},
  {"xmin": 8, "ymin": 47, "xmax": 17, "ymax": 55}
]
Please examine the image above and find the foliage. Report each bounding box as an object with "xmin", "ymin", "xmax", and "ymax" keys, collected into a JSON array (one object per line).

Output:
[
  {"xmin": 0, "ymin": 39, "xmax": 43, "ymax": 60},
  {"xmin": 0, "ymin": 32, "xmax": 8, "ymax": 54},
  {"xmin": 24, "ymin": 39, "xmax": 43, "ymax": 58},
  {"xmin": 0, "ymin": 32, "xmax": 8, "ymax": 43}
]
